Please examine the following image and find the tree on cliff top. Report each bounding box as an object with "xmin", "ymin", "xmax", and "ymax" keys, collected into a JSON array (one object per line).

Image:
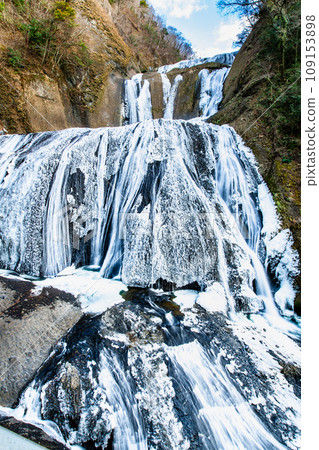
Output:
[
  {"xmin": 218, "ymin": 0, "xmax": 300, "ymax": 79},
  {"xmin": 21, "ymin": 1, "xmax": 76, "ymax": 64}
]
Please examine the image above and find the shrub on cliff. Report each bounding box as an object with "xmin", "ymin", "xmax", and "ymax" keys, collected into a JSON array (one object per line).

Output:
[{"xmin": 20, "ymin": 1, "xmax": 75, "ymax": 64}]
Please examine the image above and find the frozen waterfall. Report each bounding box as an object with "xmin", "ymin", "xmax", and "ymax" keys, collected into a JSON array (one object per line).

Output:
[
  {"xmin": 123, "ymin": 74, "xmax": 153, "ymax": 124},
  {"xmin": 0, "ymin": 120, "xmax": 299, "ymax": 321},
  {"xmin": 123, "ymin": 55, "xmax": 232, "ymax": 123},
  {"xmin": 0, "ymin": 51, "xmax": 300, "ymax": 450},
  {"xmin": 198, "ymin": 67, "xmax": 230, "ymax": 117}
]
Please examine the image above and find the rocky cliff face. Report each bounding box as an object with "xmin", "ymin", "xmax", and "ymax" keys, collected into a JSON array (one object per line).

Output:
[
  {"xmin": 0, "ymin": 0, "xmax": 192, "ymax": 134},
  {"xmin": 212, "ymin": 2, "xmax": 301, "ymax": 281}
]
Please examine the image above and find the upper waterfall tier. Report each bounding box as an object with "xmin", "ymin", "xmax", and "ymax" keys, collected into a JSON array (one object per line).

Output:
[
  {"xmin": 122, "ymin": 54, "xmax": 234, "ymax": 124},
  {"xmin": 157, "ymin": 52, "xmax": 237, "ymax": 74},
  {"xmin": 0, "ymin": 119, "xmax": 298, "ymax": 316}
]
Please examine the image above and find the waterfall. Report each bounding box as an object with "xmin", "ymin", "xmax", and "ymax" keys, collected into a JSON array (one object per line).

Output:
[
  {"xmin": 0, "ymin": 118, "xmax": 299, "ymax": 323},
  {"xmin": 163, "ymin": 74, "xmax": 183, "ymax": 119},
  {"xmin": 124, "ymin": 56, "xmax": 231, "ymax": 124},
  {"xmin": 167, "ymin": 341, "xmax": 285, "ymax": 450},
  {"xmin": 160, "ymin": 73, "xmax": 171, "ymax": 111},
  {"xmin": 123, "ymin": 72, "xmax": 183, "ymax": 123},
  {"xmin": 215, "ymin": 125, "xmax": 262, "ymax": 253},
  {"xmin": 0, "ymin": 295, "xmax": 295, "ymax": 449},
  {"xmin": 91, "ymin": 132, "xmax": 109, "ymax": 266},
  {"xmin": 0, "ymin": 51, "xmax": 300, "ymax": 449},
  {"xmin": 157, "ymin": 52, "xmax": 236, "ymax": 74},
  {"xmin": 198, "ymin": 67, "xmax": 230, "ymax": 117},
  {"xmin": 123, "ymin": 75, "xmax": 153, "ymax": 124},
  {"xmin": 43, "ymin": 144, "xmax": 72, "ymax": 276}
]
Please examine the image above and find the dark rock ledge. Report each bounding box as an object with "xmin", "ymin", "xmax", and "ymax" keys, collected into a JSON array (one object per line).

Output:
[{"xmin": 0, "ymin": 276, "xmax": 83, "ymax": 408}]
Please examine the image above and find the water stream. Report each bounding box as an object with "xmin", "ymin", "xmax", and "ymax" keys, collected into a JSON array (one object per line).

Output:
[{"xmin": 0, "ymin": 53, "xmax": 300, "ymax": 449}]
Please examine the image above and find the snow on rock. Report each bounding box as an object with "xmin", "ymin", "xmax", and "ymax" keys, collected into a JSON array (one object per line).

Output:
[
  {"xmin": 157, "ymin": 52, "xmax": 236, "ymax": 74},
  {"xmin": 196, "ymin": 282, "xmax": 227, "ymax": 313},
  {"xmin": 267, "ymin": 229, "xmax": 300, "ymax": 313}
]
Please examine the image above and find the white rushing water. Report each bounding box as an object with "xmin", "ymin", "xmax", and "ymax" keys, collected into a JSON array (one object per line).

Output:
[
  {"xmin": 0, "ymin": 306, "xmax": 297, "ymax": 449},
  {"xmin": 98, "ymin": 349, "xmax": 148, "ymax": 450},
  {"xmin": 0, "ymin": 124, "xmax": 299, "ymax": 322},
  {"xmin": 163, "ymin": 74, "xmax": 183, "ymax": 119},
  {"xmin": 0, "ymin": 51, "xmax": 300, "ymax": 449},
  {"xmin": 198, "ymin": 67, "xmax": 230, "ymax": 117},
  {"xmin": 43, "ymin": 144, "xmax": 72, "ymax": 276},
  {"xmin": 167, "ymin": 340, "xmax": 285, "ymax": 450},
  {"xmin": 123, "ymin": 52, "xmax": 233, "ymax": 123},
  {"xmin": 123, "ymin": 75, "xmax": 153, "ymax": 124}
]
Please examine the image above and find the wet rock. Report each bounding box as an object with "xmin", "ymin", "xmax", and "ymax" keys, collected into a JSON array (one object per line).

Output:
[
  {"xmin": 0, "ymin": 276, "xmax": 82, "ymax": 407},
  {"xmin": 280, "ymin": 363, "xmax": 301, "ymax": 398},
  {"xmin": 0, "ymin": 415, "xmax": 68, "ymax": 450},
  {"xmin": 9, "ymin": 293, "xmax": 299, "ymax": 448}
]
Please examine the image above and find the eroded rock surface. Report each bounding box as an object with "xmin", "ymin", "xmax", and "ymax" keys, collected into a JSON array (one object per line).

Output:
[
  {"xmin": 0, "ymin": 276, "xmax": 82, "ymax": 407},
  {"xmin": 8, "ymin": 290, "xmax": 300, "ymax": 449}
]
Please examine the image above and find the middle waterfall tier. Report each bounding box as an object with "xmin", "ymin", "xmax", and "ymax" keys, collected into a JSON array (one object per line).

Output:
[
  {"xmin": 122, "ymin": 64, "xmax": 230, "ymax": 124},
  {"xmin": 0, "ymin": 119, "xmax": 298, "ymax": 317}
]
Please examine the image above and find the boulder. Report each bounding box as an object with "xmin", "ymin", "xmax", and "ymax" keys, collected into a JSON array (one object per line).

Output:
[{"xmin": 0, "ymin": 276, "xmax": 83, "ymax": 407}]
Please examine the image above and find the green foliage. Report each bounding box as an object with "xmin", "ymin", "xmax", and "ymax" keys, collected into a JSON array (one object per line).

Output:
[
  {"xmin": 220, "ymin": 0, "xmax": 301, "ymax": 158},
  {"xmin": 71, "ymin": 52, "xmax": 92, "ymax": 67},
  {"xmin": 54, "ymin": 1, "xmax": 75, "ymax": 22},
  {"xmin": 108, "ymin": 0, "xmax": 115, "ymax": 4},
  {"xmin": 18, "ymin": 2, "xmax": 77, "ymax": 64},
  {"xmin": 11, "ymin": 0, "xmax": 25, "ymax": 10},
  {"xmin": 258, "ymin": 1, "xmax": 301, "ymax": 152},
  {"xmin": 20, "ymin": 19, "xmax": 48, "ymax": 47},
  {"xmin": 0, "ymin": 2, "xmax": 5, "ymax": 17},
  {"xmin": 129, "ymin": 35, "xmax": 138, "ymax": 46},
  {"xmin": 220, "ymin": 0, "xmax": 301, "ymax": 79},
  {"xmin": 258, "ymin": 65, "xmax": 300, "ymax": 157},
  {"xmin": 275, "ymin": 85, "xmax": 300, "ymax": 139},
  {"xmin": 7, "ymin": 48, "xmax": 24, "ymax": 69},
  {"xmin": 140, "ymin": 0, "xmax": 147, "ymax": 6},
  {"xmin": 76, "ymin": 42, "xmax": 93, "ymax": 66},
  {"xmin": 79, "ymin": 41, "xmax": 88, "ymax": 51}
]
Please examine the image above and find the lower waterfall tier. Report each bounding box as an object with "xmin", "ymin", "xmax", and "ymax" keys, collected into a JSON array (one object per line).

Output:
[
  {"xmin": 0, "ymin": 287, "xmax": 300, "ymax": 449},
  {"xmin": 0, "ymin": 116, "xmax": 301, "ymax": 449}
]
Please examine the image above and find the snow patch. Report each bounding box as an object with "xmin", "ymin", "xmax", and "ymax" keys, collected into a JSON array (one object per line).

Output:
[
  {"xmin": 173, "ymin": 290, "xmax": 198, "ymax": 310},
  {"xmin": 196, "ymin": 282, "xmax": 227, "ymax": 313},
  {"xmin": 32, "ymin": 267, "xmax": 126, "ymax": 314},
  {"xmin": 258, "ymin": 182, "xmax": 281, "ymax": 242}
]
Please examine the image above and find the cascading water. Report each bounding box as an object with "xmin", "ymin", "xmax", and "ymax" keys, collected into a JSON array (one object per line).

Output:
[
  {"xmin": 0, "ymin": 52, "xmax": 300, "ymax": 449},
  {"xmin": 167, "ymin": 340, "xmax": 286, "ymax": 450},
  {"xmin": 198, "ymin": 67, "xmax": 230, "ymax": 117},
  {"xmin": 123, "ymin": 75, "xmax": 153, "ymax": 124},
  {"xmin": 0, "ymin": 292, "xmax": 299, "ymax": 449},
  {"xmin": 163, "ymin": 75, "xmax": 183, "ymax": 119},
  {"xmin": 123, "ymin": 54, "xmax": 233, "ymax": 123},
  {"xmin": 0, "ymin": 119, "xmax": 296, "ymax": 319},
  {"xmin": 158, "ymin": 52, "xmax": 237, "ymax": 74}
]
